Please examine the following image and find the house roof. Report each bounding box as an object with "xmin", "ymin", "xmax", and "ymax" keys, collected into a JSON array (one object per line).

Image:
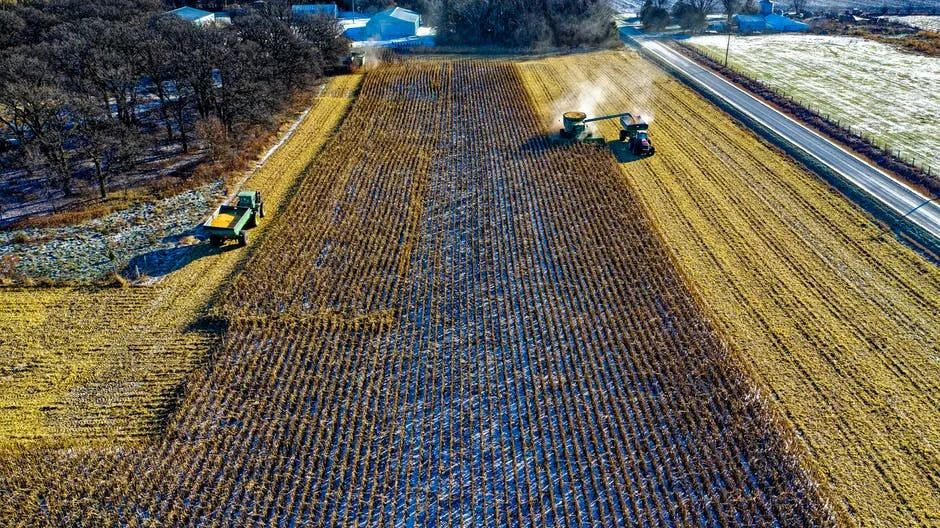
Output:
[
  {"xmin": 167, "ymin": 6, "xmax": 215, "ymax": 22},
  {"xmin": 292, "ymin": 4, "xmax": 339, "ymax": 17},
  {"xmin": 375, "ymin": 7, "xmax": 420, "ymax": 24}
]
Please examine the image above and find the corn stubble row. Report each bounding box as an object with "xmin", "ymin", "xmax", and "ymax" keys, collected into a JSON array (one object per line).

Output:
[
  {"xmin": 219, "ymin": 64, "xmax": 443, "ymax": 319},
  {"xmin": 0, "ymin": 63, "xmax": 833, "ymax": 526},
  {"xmin": 519, "ymin": 51, "xmax": 940, "ymax": 527}
]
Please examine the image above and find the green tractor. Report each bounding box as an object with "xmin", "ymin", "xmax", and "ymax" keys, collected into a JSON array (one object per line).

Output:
[{"xmin": 203, "ymin": 191, "xmax": 264, "ymax": 247}]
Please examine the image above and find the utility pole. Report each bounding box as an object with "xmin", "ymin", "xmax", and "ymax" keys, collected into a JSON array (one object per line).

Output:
[
  {"xmin": 722, "ymin": 0, "xmax": 736, "ymax": 67},
  {"xmin": 724, "ymin": 20, "xmax": 732, "ymax": 66}
]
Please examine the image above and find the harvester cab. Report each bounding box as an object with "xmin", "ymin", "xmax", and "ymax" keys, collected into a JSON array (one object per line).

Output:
[{"xmin": 345, "ymin": 52, "xmax": 366, "ymax": 73}]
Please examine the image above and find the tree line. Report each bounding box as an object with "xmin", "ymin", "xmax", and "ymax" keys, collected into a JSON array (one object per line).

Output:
[
  {"xmin": 640, "ymin": 0, "xmax": 766, "ymax": 32},
  {"xmin": 435, "ymin": 0, "xmax": 616, "ymax": 48},
  {"xmin": 0, "ymin": 0, "xmax": 348, "ymax": 200}
]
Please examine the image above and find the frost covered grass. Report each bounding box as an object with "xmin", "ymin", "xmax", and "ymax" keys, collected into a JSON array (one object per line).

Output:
[
  {"xmin": 0, "ymin": 182, "xmax": 226, "ymax": 282},
  {"xmin": 689, "ymin": 34, "xmax": 940, "ymax": 170},
  {"xmin": 888, "ymin": 15, "xmax": 940, "ymax": 32}
]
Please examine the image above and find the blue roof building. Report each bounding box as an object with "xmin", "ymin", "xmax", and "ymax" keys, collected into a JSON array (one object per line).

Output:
[
  {"xmin": 735, "ymin": 14, "xmax": 767, "ymax": 33},
  {"xmin": 166, "ymin": 6, "xmax": 216, "ymax": 26},
  {"xmin": 292, "ymin": 4, "xmax": 339, "ymax": 19},
  {"xmin": 764, "ymin": 13, "xmax": 808, "ymax": 31},
  {"xmin": 365, "ymin": 7, "xmax": 420, "ymax": 40},
  {"xmin": 733, "ymin": 0, "xmax": 807, "ymax": 33}
]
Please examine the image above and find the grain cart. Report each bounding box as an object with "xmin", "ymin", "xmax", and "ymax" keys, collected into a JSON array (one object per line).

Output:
[
  {"xmin": 559, "ymin": 111, "xmax": 607, "ymax": 146},
  {"xmin": 203, "ymin": 191, "xmax": 264, "ymax": 247}
]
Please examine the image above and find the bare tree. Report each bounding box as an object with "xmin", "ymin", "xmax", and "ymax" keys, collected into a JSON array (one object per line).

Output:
[
  {"xmin": 721, "ymin": 0, "xmax": 741, "ymax": 19},
  {"xmin": 0, "ymin": 51, "xmax": 78, "ymax": 195},
  {"xmin": 295, "ymin": 15, "xmax": 351, "ymax": 68},
  {"xmin": 688, "ymin": 0, "xmax": 718, "ymax": 13},
  {"xmin": 0, "ymin": 0, "xmax": 351, "ymax": 203},
  {"xmin": 73, "ymin": 97, "xmax": 141, "ymax": 198},
  {"xmin": 140, "ymin": 18, "xmax": 176, "ymax": 142}
]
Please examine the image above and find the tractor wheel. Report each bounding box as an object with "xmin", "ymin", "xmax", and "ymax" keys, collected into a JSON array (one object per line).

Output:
[
  {"xmin": 209, "ymin": 236, "xmax": 222, "ymax": 247},
  {"xmin": 258, "ymin": 202, "xmax": 265, "ymax": 218},
  {"xmin": 619, "ymin": 130, "xmax": 628, "ymax": 142},
  {"xmin": 238, "ymin": 233, "xmax": 248, "ymax": 246}
]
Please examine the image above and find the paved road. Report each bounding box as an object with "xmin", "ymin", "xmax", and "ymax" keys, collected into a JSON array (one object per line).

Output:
[{"xmin": 636, "ymin": 38, "xmax": 940, "ymax": 241}]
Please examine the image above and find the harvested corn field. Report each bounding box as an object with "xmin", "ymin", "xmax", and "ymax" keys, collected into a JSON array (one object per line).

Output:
[
  {"xmin": 518, "ymin": 50, "xmax": 940, "ymax": 528},
  {"xmin": 0, "ymin": 61, "xmax": 834, "ymax": 527},
  {"xmin": 0, "ymin": 75, "xmax": 361, "ymax": 445}
]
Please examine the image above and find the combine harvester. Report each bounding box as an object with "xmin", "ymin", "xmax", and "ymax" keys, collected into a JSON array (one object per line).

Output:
[{"xmin": 560, "ymin": 111, "xmax": 656, "ymax": 156}]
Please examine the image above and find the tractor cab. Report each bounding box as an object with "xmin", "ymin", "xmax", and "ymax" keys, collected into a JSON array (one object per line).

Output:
[
  {"xmin": 630, "ymin": 131, "xmax": 655, "ymax": 156},
  {"xmin": 236, "ymin": 191, "xmax": 263, "ymax": 212}
]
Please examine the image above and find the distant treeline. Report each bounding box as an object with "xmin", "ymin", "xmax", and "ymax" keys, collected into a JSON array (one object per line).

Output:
[
  {"xmin": 0, "ymin": 0, "xmax": 348, "ymax": 199},
  {"xmin": 435, "ymin": 0, "xmax": 617, "ymax": 48}
]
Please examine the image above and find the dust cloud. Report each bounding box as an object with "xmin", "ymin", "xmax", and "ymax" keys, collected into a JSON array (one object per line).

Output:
[{"xmin": 544, "ymin": 68, "xmax": 656, "ymax": 131}]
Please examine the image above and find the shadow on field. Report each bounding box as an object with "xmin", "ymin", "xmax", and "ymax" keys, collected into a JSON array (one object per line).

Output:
[
  {"xmin": 122, "ymin": 231, "xmax": 241, "ymax": 280},
  {"xmin": 517, "ymin": 134, "xmax": 647, "ymax": 165},
  {"xmin": 609, "ymin": 141, "xmax": 645, "ymax": 164}
]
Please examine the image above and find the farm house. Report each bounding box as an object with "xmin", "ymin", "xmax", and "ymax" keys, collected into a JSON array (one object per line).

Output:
[{"xmin": 364, "ymin": 7, "xmax": 420, "ymax": 40}]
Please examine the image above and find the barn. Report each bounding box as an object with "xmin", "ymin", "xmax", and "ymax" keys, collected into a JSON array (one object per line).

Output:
[
  {"xmin": 166, "ymin": 6, "xmax": 216, "ymax": 26},
  {"xmin": 735, "ymin": 14, "xmax": 767, "ymax": 33},
  {"xmin": 733, "ymin": 0, "xmax": 808, "ymax": 33},
  {"xmin": 364, "ymin": 7, "xmax": 420, "ymax": 40},
  {"xmin": 764, "ymin": 13, "xmax": 808, "ymax": 31}
]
